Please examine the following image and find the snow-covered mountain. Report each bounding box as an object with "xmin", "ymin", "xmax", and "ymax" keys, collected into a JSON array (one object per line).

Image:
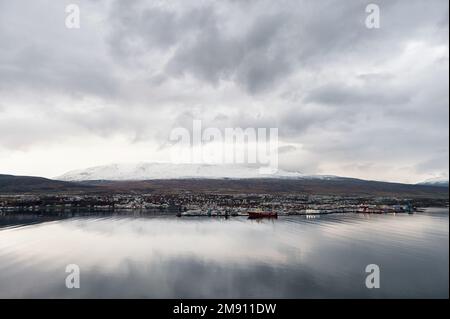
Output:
[
  {"xmin": 57, "ymin": 162, "xmax": 331, "ymax": 181},
  {"xmin": 417, "ymin": 177, "xmax": 449, "ymax": 187}
]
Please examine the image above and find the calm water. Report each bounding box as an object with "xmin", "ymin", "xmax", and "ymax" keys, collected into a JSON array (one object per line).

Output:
[{"xmin": 0, "ymin": 208, "xmax": 448, "ymax": 298}]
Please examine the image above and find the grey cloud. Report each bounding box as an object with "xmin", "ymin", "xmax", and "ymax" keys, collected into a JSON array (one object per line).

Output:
[
  {"xmin": 278, "ymin": 145, "xmax": 298, "ymax": 154},
  {"xmin": 106, "ymin": 0, "xmax": 449, "ymax": 95},
  {"xmin": 0, "ymin": 116, "xmax": 78, "ymax": 150},
  {"xmin": 305, "ymin": 83, "xmax": 411, "ymax": 106},
  {"xmin": 0, "ymin": 0, "xmax": 448, "ymax": 182},
  {"xmin": 416, "ymin": 153, "xmax": 450, "ymax": 174},
  {"xmin": 0, "ymin": 44, "xmax": 118, "ymax": 98},
  {"xmin": 0, "ymin": 0, "xmax": 119, "ymax": 99},
  {"xmin": 166, "ymin": 11, "xmax": 292, "ymax": 93}
]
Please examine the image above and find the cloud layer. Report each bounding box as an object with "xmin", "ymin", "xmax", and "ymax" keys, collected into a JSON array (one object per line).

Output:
[{"xmin": 0, "ymin": 0, "xmax": 448, "ymax": 183}]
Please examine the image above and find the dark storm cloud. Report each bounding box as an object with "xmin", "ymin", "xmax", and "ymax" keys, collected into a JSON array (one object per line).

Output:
[
  {"xmin": 107, "ymin": 1, "xmax": 294, "ymax": 93},
  {"xmin": 106, "ymin": 0, "xmax": 448, "ymax": 94},
  {"xmin": 166, "ymin": 11, "xmax": 293, "ymax": 93},
  {"xmin": 106, "ymin": 0, "xmax": 367, "ymax": 93},
  {"xmin": 1, "ymin": 0, "xmax": 447, "ymax": 99}
]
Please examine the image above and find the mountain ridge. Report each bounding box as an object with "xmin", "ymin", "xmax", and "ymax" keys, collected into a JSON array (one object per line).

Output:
[
  {"xmin": 0, "ymin": 174, "xmax": 95, "ymax": 193},
  {"xmin": 1, "ymin": 170, "xmax": 448, "ymax": 198},
  {"xmin": 417, "ymin": 177, "xmax": 449, "ymax": 188},
  {"xmin": 57, "ymin": 162, "xmax": 340, "ymax": 182},
  {"xmin": 0, "ymin": 174, "xmax": 448, "ymax": 198}
]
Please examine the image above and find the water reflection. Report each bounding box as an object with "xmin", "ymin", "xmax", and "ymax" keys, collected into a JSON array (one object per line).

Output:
[{"xmin": 0, "ymin": 209, "xmax": 448, "ymax": 298}]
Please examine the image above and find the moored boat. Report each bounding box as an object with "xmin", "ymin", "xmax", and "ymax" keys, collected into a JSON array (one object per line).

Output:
[{"xmin": 248, "ymin": 211, "xmax": 278, "ymax": 219}]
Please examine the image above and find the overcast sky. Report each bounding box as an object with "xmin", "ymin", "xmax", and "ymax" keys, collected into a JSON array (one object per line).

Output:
[{"xmin": 0, "ymin": 0, "xmax": 448, "ymax": 183}]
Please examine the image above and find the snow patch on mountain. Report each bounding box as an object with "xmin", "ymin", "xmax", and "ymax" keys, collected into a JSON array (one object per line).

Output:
[
  {"xmin": 57, "ymin": 163, "xmax": 316, "ymax": 181},
  {"xmin": 417, "ymin": 177, "xmax": 449, "ymax": 187}
]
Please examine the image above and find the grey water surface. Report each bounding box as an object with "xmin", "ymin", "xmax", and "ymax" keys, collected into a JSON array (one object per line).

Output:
[{"xmin": 0, "ymin": 208, "xmax": 448, "ymax": 298}]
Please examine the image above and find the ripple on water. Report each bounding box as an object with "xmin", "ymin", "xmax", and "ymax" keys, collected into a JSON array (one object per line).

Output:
[{"xmin": 0, "ymin": 209, "xmax": 448, "ymax": 298}]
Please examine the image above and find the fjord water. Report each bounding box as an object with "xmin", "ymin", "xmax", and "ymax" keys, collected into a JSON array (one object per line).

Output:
[{"xmin": 0, "ymin": 208, "xmax": 448, "ymax": 298}]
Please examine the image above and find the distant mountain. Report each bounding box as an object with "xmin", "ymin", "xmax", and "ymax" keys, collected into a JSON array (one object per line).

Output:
[
  {"xmin": 0, "ymin": 174, "xmax": 94, "ymax": 193},
  {"xmin": 417, "ymin": 178, "xmax": 449, "ymax": 188},
  {"xmin": 57, "ymin": 162, "xmax": 317, "ymax": 181},
  {"xmin": 83, "ymin": 178, "xmax": 450, "ymax": 198},
  {"xmin": 0, "ymin": 173, "xmax": 448, "ymax": 198},
  {"xmin": 51, "ymin": 163, "xmax": 448, "ymax": 198}
]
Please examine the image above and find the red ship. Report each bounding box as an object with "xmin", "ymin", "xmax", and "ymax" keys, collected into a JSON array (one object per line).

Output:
[{"xmin": 248, "ymin": 211, "xmax": 278, "ymax": 219}]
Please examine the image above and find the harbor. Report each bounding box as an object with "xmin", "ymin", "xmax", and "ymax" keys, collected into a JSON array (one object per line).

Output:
[{"xmin": 2, "ymin": 192, "xmax": 444, "ymax": 218}]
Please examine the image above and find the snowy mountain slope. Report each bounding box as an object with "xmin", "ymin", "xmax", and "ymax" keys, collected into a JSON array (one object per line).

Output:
[
  {"xmin": 57, "ymin": 162, "xmax": 321, "ymax": 181},
  {"xmin": 417, "ymin": 177, "xmax": 449, "ymax": 187}
]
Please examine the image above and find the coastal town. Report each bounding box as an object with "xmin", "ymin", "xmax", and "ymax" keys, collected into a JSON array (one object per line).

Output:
[{"xmin": 0, "ymin": 192, "xmax": 447, "ymax": 217}]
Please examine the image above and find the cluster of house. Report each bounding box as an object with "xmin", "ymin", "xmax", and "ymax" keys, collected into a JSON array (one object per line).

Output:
[{"xmin": 1, "ymin": 192, "xmax": 444, "ymax": 216}]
